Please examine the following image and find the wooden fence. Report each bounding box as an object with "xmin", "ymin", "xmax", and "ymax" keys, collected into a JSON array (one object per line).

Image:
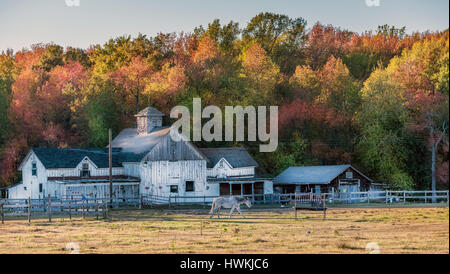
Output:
[
  {"xmin": 141, "ymin": 190, "xmax": 449, "ymax": 207},
  {"xmin": 1, "ymin": 190, "xmax": 448, "ymax": 223},
  {"xmin": 0, "ymin": 195, "xmax": 124, "ymax": 223}
]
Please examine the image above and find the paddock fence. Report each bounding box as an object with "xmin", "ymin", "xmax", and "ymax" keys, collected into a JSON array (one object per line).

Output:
[
  {"xmin": 1, "ymin": 190, "xmax": 448, "ymax": 223},
  {"xmin": 141, "ymin": 190, "xmax": 449, "ymax": 208},
  {"xmin": 0, "ymin": 195, "xmax": 142, "ymax": 224}
]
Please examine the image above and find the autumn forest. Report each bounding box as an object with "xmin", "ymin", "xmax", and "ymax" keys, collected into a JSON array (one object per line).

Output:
[{"xmin": 0, "ymin": 13, "xmax": 448, "ymax": 190}]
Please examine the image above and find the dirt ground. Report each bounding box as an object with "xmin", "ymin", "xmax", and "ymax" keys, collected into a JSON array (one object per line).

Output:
[{"xmin": 0, "ymin": 207, "xmax": 448, "ymax": 254}]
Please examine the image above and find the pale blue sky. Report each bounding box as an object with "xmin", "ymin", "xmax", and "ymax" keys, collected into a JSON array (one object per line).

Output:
[{"xmin": 0, "ymin": 0, "xmax": 448, "ymax": 52}]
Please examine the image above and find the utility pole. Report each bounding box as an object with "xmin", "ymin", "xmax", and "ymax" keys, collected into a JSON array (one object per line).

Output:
[{"xmin": 109, "ymin": 128, "xmax": 113, "ymax": 208}]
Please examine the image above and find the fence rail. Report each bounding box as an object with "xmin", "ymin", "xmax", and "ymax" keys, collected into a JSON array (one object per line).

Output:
[
  {"xmin": 141, "ymin": 190, "xmax": 449, "ymax": 207},
  {"xmin": 1, "ymin": 190, "xmax": 448, "ymax": 223},
  {"xmin": 0, "ymin": 195, "xmax": 145, "ymax": 223}
]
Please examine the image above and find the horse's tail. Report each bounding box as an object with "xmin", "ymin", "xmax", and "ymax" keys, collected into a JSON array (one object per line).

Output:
[{"xmin": 210, "ymin": 198, "xmax": 216, "ymax": 214}]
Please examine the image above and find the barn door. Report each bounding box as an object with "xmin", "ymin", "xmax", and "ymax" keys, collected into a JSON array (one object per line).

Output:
[{"xmin": 340, "ymin": 181, "xmax": 359, "ymax": 203}]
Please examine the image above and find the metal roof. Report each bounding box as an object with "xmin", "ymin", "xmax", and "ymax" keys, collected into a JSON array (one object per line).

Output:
[
  {"xmin": 110, "ymin": 127, "xmax": 170, "ymax": 155},
  {"xmin": 198, "ymin": 147, "xmax": 258, "ymax": 168},
  {"xmin": 134, "ymin": 107, "xmax": 165, "ymax": 117},
  {"xmin": 31, "ymin": 148, "xmax": 123, "ymax": 169},
  {"xmin": 274, "ymin": 165, "xmax": 353, "ymax": 185}
]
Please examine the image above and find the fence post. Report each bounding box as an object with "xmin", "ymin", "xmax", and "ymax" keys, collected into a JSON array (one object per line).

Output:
[
  {"xmin": 403, "ymin": 191, "xmax": 406, "ymax": 204},
  {"xmin": 96, "ymin": 200, "xmax": 99, "ymax": 220},
  {"xmin": 367, "ymin": 191, "xmax": 370, "ymax": 205},
  {"xmin": 322, "ymin": 194, "xmax": 326, "ymax": 220},
  {"xmin": 385, "ymin": 190, "xmax": 388, "ymax": 204},
  {"xmin": 48, "ymin": 194, "xmax": 52, "ymax": 223},
  {"xmin": 294, "ymin": 193, "xmax": 297, "ymax": 220},
  {"xmin": 68, "ymin": 201, "xmax": 72, "ymax": 220},
  {"xmin": 447, "ymin": 190, "xmax": 449, "ymax": 205},
  {"xmin": 203, "ymin": 196, "xmax": 206, "ymax": 209},
  {"xmin": 140, "ymin": 195, "xmax": 143, "ymax": 209},
  {"xmin": 168, "ymin": 196, "xmax": 171, "ymax": 209},
  {"xmin": 82, "ymin": 200, "xmax": 86, "ymax": 219},
  {"xmin": 105, "ymin": 201, "xmax": 109, "ymax": 219},
  {"xmin": 28, "ymin": 197, "xmax": 31, "ymax": 223},
  {"xmin": 1, "ymin": 203, "xmax": 4, "ymax": 224},
  {"xmin": 424, "ymin": 191, "xmax": 427, "ymax": 203}
]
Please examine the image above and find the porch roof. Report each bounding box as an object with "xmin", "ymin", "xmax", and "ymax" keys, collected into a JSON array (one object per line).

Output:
[
  {"xmin": 207, "ymin": 176, "xmax": 272, "ymax": 183},
  {"xmin": 49, "ymin": 178, "xmax": 140, "ymax": 184}
]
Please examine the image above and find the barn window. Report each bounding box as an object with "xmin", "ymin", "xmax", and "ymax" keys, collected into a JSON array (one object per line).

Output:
[
  {"xmin": 185, "ymin": 181, "xmax": 195, "ymax": 192},
  {"xmin": 346, "ymin": 172, "xmax": 353, "ymax": 179},
  {"xmin": 81, "ymin": 163, "xmax": 90, "ymax": 177},
  {"xmin": 39, "ymin": 183, "xmax": 43, "ymax": 193},
  {"xmin": 170, "ymin": 185, "xmax": 178, "ymax": 193},
  {"xmin": 31, "ymin": 162, "xmax": 37, "ymax": 176}
]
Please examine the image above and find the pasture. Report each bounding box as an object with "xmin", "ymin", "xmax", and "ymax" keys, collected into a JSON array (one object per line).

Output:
[{"xmin": 0, "ymin": 207, "xmax": 448, "ymax": 254}]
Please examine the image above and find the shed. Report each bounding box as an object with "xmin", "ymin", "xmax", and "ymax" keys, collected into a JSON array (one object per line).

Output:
[{"xmin": 273, "ymin": 165, "xmax": 375, "ymax": 194}]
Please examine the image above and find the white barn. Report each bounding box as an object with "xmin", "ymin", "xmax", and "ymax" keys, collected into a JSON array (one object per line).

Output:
[{"xmin": 8, "ymin": 107, "xmax": 272, "ymax": 201}]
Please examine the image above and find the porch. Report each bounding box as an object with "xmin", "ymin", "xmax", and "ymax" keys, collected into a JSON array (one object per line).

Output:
[
  {"xmin": 48, "ymin": 177, "xmax": 140, "ymax": 200},
  {"xmin": 207, "ymin": 177, "xmax": 273, "ymax": 202}
]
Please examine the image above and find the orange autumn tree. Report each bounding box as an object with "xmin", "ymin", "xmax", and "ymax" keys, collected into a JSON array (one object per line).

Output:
[{"xmin": 110, "ymin": 56, "xmax": 153, "ymax": 115}]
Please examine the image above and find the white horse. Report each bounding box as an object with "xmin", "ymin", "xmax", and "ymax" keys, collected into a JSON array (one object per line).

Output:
[{"xmin": 209, "ymin": 196, "xmax": 252, "ymax": 219}]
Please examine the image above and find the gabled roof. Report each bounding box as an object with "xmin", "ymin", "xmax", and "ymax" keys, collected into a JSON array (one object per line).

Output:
[
  {"xmin": 198, "ymin": 147, "xmax": 258, "ymax": 168},
  {"xmin": 134, "ymin": 107, "xmax": 165, "ymax": 117},
  {"xmin": 274, "ymin": 165, "xmax": 362, "ymax": 185},
  {"xmin": 110, "ymin": 127, "xmax": 171, "ymax": 155},
  {"xmin": 29, "ymin": 148, "xmax": 123, "ymax": 169}
]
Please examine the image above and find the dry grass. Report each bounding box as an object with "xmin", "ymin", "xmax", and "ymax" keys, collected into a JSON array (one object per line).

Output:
[{"xmin": 0, "ymin": 207, "xmax": 448, "ymax": 254}]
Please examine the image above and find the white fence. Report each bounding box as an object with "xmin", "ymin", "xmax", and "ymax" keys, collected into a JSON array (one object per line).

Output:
[
  {"xmin": 141, "ymin": 190, "xmax": 449, "ymax": 207},
  {"xmin": 1, "ymin": 190, "xmax": 448, "ymax": 222},
  {"xmin": 0, "ymin": 196, "xmax": 142, "ymax": 223}
]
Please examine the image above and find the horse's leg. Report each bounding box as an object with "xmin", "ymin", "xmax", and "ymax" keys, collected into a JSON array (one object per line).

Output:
[
  {"xmin": 217, "ymin": 207, "xmax": 221, "ymax": 219},
  {"xmin": 210, "ymin": 206, "xmax": 216, "ymax": 218},
  {"xmin": 237, "ymin": 205, "xmax": 245, "ymax": 218},
  {"xmin": 229, "ymin": 205, "xmax": 235, "ymax": 218}
]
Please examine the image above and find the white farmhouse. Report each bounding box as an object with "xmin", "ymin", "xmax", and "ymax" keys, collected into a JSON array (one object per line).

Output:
[{"xmin": 8, "ymin": 107, "xmax": 273, "ymax": 201}]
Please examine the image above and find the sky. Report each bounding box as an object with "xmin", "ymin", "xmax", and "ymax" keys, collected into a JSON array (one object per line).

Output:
[{"xmin": 0, "ymin": 0, "xmax": 448, "ymax": 52}]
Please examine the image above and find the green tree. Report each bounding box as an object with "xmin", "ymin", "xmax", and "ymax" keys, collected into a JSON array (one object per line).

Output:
[
  {"xmin": 243, "ymin": 12, "xmax": 307, "ymax": 73},
  {"xmin": 0, "ymin": 51, "xmax": 16, "ymax": 145}
]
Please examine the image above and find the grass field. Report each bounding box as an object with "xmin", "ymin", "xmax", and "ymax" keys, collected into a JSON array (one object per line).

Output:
[{"xmin": 0, "ymin": 207, "xmax": 448, "ymax": 254}]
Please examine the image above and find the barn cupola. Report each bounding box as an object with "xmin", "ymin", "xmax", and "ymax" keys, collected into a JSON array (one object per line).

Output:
[{"xmin": 135, "ymin": 107, "xmax": 165, "ymax": 135}]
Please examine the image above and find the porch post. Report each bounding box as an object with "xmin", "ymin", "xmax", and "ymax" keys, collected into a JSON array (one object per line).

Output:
[
  {"xmin": 229, "ymin": 183, "xmax": 232, "ymax": 196},
  {"xmin": 241, "ymin": 184, "xmax": 243, "ymax": 196},
  {"xmin": 252, "ymin": 183, "xmax": 255, "ymax": 201}
]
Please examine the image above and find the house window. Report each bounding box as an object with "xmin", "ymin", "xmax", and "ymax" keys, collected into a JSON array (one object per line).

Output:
[
  {"xmin": 81, "ymin": 163, "xmax": 90, "ymax": 177},
  {"xmin": 346, "ymin": 172, "xmax": 353, "ymax": 179},
  {"xmin": 39, "ymin": 183, "xmax": 43, "ymax": 193},
  {"xmin": 170, "ymin": 185, "xmax": 178, "ymax": 193},
  {"xmin": 186, "ymin": 181, "xmax": 195, "ymax": 192},
  {"xmin": 31, "ymin": 162, "xmax": 37, "ymax": 176}
]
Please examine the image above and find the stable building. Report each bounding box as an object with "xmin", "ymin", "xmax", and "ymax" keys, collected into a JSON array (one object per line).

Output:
[
  {"xmin": 8, "ymin": 107, "xmax": 273, "ymax": 201},
  {"xmin": 273, "ymin": 165, "xmax": 385, "ymax": 194}
]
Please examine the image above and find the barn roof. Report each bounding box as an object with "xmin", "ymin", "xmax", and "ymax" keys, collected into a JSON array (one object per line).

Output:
[
  {"xmin": 274, "ymin": 165, "xmax": 358, "ymax": 185},
  {"xmin": 30, "ymin": 148, "xmax": 124, "ymax": 169},
  {"xmin": 110, "ymin": 127, "xmax": 171, "ymax": 155},
  {"xmin": 134, "ymin": 107, "xmax": 165, "ymax": 117},
  {"xmin": 198, "ymin": 147, "xmax": 258, "ymax": 168}
]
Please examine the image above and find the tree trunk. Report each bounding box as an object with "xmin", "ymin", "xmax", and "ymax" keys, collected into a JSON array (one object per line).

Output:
[{"xmin": 431, "ymin": 144, "xmax": 437, "ymax": 203}]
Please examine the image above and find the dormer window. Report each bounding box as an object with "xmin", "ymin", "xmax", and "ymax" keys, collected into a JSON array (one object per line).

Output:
[
  {"xmin": 31, "ymin": 162, "xmax": 37, "ymax": 176},
  {"xmin": 81, "ymin": 163, "xmax": 90, "ymax": 177}
]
